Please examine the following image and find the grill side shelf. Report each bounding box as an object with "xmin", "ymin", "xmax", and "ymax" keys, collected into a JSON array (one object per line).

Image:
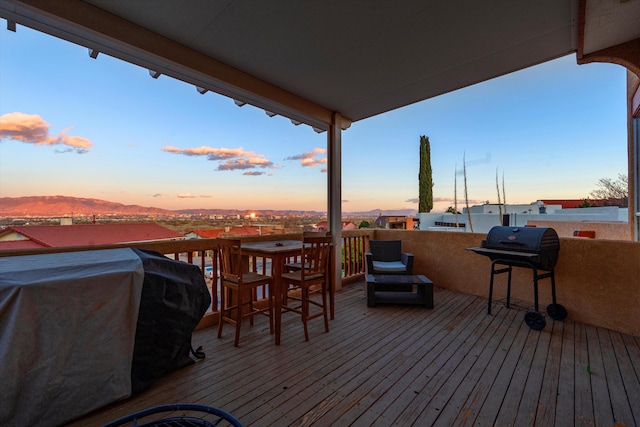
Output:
[{"xmin": 466, "ymin": 247, "xmax": 538, "ymax": 258}]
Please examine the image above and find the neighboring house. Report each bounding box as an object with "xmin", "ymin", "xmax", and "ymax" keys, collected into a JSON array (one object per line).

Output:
[
  {"xmin": 223, "ymin": 226, "xmax": 261, "ymax": 237},
  {"xmin": 315, "ymin": 221, "xmax": 357, "ymax": 232},
  {"xmin": 185, "ymin": 229, "xmax": 225, "ymax": 240},
  {"xmin": 0, "ymin": 223, "xmax": 184, "ymax": 250},
  {"xmin": 372, "ymin": 216, "xmax": 417, "ymax": 230}
]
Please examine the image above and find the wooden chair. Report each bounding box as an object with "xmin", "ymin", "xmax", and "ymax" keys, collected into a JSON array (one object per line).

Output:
[
  {"xmin": 283, "ymin": 231, "xmax": 330, "ymax": 272},
  {"xmin": 281, "ymin": 236, "xmax": 332, "ymax": 341},
  {"xmin": 217, "ymin": 238, "xmax": 273, "ymax": 347}
]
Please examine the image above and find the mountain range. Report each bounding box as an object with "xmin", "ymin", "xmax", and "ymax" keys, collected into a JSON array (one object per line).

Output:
[{"xmin": 0, "ymin": 196, "xmax": 417, "ymax": 218}]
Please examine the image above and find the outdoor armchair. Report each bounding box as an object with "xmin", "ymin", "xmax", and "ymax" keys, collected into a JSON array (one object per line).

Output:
[{"xmin": 366, "ymin": 240, "xmax": 414, "ymax": 275}]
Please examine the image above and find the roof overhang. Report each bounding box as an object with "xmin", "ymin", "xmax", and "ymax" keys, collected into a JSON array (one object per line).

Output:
[{"xmin": 1, "ymin": 0, "xmax": 639, "ymax": 130}]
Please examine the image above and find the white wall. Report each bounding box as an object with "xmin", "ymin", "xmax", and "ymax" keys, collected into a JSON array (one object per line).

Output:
[{"xmin": 418, "ymin": 206, "xmax": 628, "ymax": 234}]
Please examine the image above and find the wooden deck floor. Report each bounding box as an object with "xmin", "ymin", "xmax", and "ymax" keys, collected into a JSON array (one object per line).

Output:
[{"xmin": 70, "ymin": 283, "xmax": 640, "ymax": 427}]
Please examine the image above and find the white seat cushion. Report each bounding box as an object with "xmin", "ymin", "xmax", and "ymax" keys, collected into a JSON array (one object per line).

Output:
[{"xmin": 372, "ymin": 260, "xmax": 407, "ymax": 272}]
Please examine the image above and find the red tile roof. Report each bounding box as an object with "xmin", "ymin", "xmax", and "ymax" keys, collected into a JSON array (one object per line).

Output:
[
  {"xmin": 0, "ymin": 239, "xmax": 47, "ymax": 250},
  {"xmin": 539, "ymin": 198, "xmax": 626, "ymax": 209},
  {"xmin": 188, "ymin": 229, "xmax": 224, "ymax": 238},
  {"xmin": 225, "ymin": 227, "xmax": 260, "ymax": 236},
  {"xmin": 0, "ymin": 223, "xmax": 184, "ymax": 248}
]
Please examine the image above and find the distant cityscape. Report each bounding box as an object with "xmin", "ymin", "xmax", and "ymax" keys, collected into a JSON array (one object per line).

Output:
[
  {"xmin": 0, "ymin": 196, "xmax": 416, "ymax": 218},
  {"xmin": 0, "ymin": 195, "xmax": 415, "ymax": 234}
]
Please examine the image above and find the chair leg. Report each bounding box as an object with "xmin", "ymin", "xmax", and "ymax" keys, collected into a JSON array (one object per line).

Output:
[
  {"xmin": 268, "ymin": 287, "xmax": 274, "ymax": 334},
  {"xmin": 218, "ymin": 287, "xmax": 228, "ymax": 339},
  {"xmin": 217, "ymin": 309, "xmax": 224, "ymax": 338},
  {"xmin": 248, "ymin": 294, "xmax": 254, "ymax": 326},
  {"xmin": 234, "ymin": 291, "xmax": 242, "ymax": 347},
  {"xmin": 302, "ymin": 286, "xmax": 310, "ymax": 341},
  {"xmin": 322, "ymin": 283, "xmax": 329, "ymax": 333}
]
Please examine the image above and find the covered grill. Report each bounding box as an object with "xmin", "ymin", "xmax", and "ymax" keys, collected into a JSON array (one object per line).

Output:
[{"xmin": 468, "ymin": 226, "xmax": 567, "ymax": 330}]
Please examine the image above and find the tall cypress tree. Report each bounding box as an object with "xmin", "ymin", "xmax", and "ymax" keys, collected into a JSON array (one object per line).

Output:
[{"xmin": 419, "ymin": 135, "xmax": 433, "ymax": 213}]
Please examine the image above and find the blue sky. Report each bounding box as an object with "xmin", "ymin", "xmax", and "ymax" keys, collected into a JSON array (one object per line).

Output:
[{"xmin": 0, "ymin": 24, "xmax": 628, "ymax": 213}]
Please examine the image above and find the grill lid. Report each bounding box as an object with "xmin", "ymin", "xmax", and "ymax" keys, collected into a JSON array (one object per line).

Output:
[
  {"xmin": 484, "ymin": 226, "xmax": 559, "ymax": 253},
  {"xmin": 471, "ymin": 226, "xmax": 560, "ymax": 270}
]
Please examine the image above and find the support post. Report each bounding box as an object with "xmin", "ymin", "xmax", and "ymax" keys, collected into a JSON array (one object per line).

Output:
[{"xmin": 328, "ymin": 112, "xmax": 343, "ymax": 292}]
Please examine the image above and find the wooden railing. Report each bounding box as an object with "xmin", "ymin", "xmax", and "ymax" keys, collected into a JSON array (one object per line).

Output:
[
  {"xmin": 0, "ymin": 231, "xmax": 372, "ymax": 327},
  {"xmin": 340, "ymin": 229, "xmax": 371, "ymax": 282},
  {"xmin": 6, "ymin": 228, "xmax": 640, "ymax": 336}
]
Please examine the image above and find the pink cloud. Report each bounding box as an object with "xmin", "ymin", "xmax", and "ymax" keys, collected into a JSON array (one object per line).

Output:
[
  {"xmin": 285, "ymin": 148, "xmax": 327, "ymax": 168},
  {"xmin": 162, "ymin": 145, "xmax": 276, "ymax": 172},
  {"xmin": 405, "ymin": 196, "xmax": 486, "ymax": 204},
  {"xmin": 0, "ymin": 112, "xmax": 93, "ymax": 153}
]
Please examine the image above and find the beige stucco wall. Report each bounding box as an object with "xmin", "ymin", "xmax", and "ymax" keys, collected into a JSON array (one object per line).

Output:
[
  {"xmin": 372, "ymin": 229, "xmax": 640, "ymax": 337},
  {"xmin": 526, "ymin": 220, "xmax": 631, "ymax": 240}
]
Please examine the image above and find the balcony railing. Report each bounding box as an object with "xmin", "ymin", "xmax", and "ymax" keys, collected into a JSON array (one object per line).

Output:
[
  {"xmin": 2, "ymin": 228, "xmax": 639, "ymax": 337},
  {"xmin": 0, "ymin": 231, "xmax": 372, "ymax": 330}
]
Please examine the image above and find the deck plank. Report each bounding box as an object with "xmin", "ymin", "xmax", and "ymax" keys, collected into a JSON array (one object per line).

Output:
[
  {"xmin": 492, "ymin": 321, "xmax": 540, "ymax": 426},
  {"xmin": 513, "ymin": 316, "xmax": 553, "ymax": 426},
  {"xmin": 574, "ymin": 322, "xmax": 595, "ymax": 427},
  {"xmin": 66, "ymin": 282, "xmax": 640, "ymax": 427},
  {"xmin": 535, "ymin": 319, "xmax": 563, "ymax": 427},
  {"xmin": 295, "ymin": 290, "xmax": 467, "ymax": 426},
  {"xmin": 554, "ymin": 319, "xmax": 576, "ymax": 427},
  {"xmin": 280, "ymin": 290, "xmax": 475, "ymax": 426},
  {"xmin": 374, "ymin": 296, "xmax": 489, "ymax": 426},
  {"xmin": 587, "ymin": 324, "xmax": 614, "ymax": 426},
  {"xmin": 413, "ymin": 304, "xmax": 518, "ymax": 426},
  {"xmin": 616, "ymin": 333, "xmax": 640, "ymax": 425},
  {"xmin": 599, "ymin": 327, "xmax": 636, "ymax": 426}
]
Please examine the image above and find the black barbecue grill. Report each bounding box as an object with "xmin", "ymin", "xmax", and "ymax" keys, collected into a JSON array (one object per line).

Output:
[{"xmin": 468, "ymin": 226, "xmax": 567, "ymax": 330}]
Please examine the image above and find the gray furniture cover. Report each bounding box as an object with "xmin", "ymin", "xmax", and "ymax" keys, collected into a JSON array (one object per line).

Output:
[{"xmin": 0, "ymin": 248, "xmax": 210, "ymax": 427}]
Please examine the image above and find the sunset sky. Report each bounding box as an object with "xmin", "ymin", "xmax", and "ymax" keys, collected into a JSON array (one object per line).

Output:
[{"xmin": 0, "ymin": 24, "xmax": 628, "ymax": 213}]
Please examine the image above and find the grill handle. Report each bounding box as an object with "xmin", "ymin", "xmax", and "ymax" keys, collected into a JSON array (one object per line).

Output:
[{"xmin": 497, "ymin": 240, "xmax": 525, "ymax": 246}]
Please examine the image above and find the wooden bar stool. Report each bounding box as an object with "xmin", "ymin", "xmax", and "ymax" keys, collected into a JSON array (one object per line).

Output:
[{"xmin": 217, "ymin": 238, "xmax": 273, "ymax": 347}]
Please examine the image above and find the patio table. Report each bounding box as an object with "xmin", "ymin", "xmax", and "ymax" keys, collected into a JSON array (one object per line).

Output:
[{"xmin": 241, "ymin": 240, "xmax": 303, "ymax": 345}]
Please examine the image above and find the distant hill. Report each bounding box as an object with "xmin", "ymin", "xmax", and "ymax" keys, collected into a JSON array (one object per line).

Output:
[
  {"xmin": 0, "ymin": 196, "xmax": 416, "ymax": 218},
  {"xmin": 0, "ymin": 196, "xmax": 173, "ymax": 217}
]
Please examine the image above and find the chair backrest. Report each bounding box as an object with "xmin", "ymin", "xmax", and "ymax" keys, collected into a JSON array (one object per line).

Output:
[
  {"xmin": 369, "ymin": 240, "xmax": 402, "ymax": 262},
  {"xmin": 217, "ymin": 238, "xmax": 242, "ymax": 281},
  {"xmin": 301, "ymin": 236, "xmax": 332, "ymax": 278}
]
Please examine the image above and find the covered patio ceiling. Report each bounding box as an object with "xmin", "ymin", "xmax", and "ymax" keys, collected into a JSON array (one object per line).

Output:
[
  {"xmin": 1, "ymin": 0, "xmax": 640, "ymax": 249},
  {"xmin": 2, "ymin": 0, "xmax": 639, "ymax": 131}
]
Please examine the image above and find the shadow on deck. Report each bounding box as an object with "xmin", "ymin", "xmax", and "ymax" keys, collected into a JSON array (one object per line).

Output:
[{"xmin": 70, "ymin": 282, "xmax": 640, "ymax": 426}]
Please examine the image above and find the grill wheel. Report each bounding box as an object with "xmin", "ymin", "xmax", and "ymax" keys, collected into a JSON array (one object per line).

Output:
[
  {"xmin": 546, "ymin": 303, "xmax": 568, "ymax": 321},
  {"xmin": 525, "ymin": 311, "xmax": 546, "ymax": 330}
]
